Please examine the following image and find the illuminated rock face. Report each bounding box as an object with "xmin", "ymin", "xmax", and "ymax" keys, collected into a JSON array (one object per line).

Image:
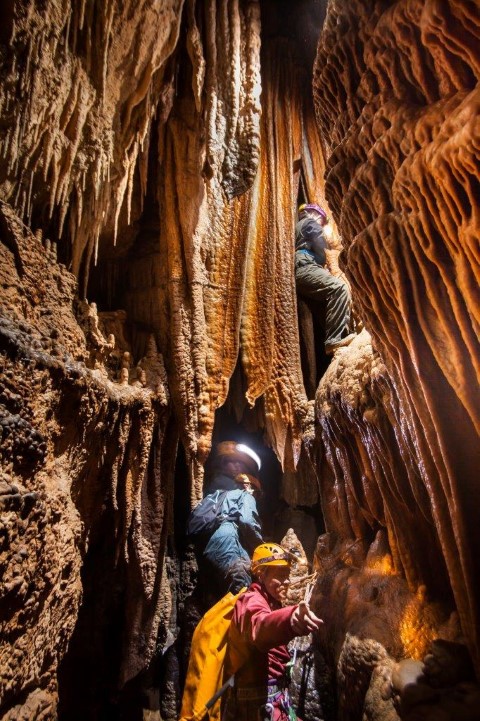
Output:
[
  {"xmin": 1, "ymin": 0, "xmax": 479, "ymax": 718},
  {"xmin": 313, "ymin": 0, "xmax": 480, "ymax": 674}
]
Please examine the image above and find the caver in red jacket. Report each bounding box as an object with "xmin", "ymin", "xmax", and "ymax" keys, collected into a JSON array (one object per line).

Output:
[{"xmin": 224, "ymin": 582, "xmax": 300, "ymax": 721}]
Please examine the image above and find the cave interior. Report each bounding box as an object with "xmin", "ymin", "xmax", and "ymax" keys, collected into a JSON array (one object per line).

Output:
[{"xmin": 0, "ymin": 0, "xmax": 479, "ymax": 720}]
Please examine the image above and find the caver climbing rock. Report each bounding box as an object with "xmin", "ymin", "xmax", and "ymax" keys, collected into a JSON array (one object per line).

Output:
[
  {"xmin": 189, "ymin": 441, "xmax": 264, "ymax": 595},
  {"xmin": 222, "ymin": 543, "xmax": 324, "ymax": 721},
  {"xmin": 294, "ymin": 203, "xmax": 355, "ymax": 355}
]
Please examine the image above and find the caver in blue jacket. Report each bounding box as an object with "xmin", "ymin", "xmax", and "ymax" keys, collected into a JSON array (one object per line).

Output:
[{"xmin": 203, "ymin": 488, "xmax": 263, "ymax": 594}]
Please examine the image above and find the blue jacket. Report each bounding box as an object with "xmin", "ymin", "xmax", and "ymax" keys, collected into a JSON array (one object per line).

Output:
[
  {"xmin": 204, "ymin": 489, "xmax": 262, "ymax": 568},
  {"xmin": 215, "ymin": 488, "xmax": 262, "ymax": 552},
  {"xmin": 202, "ymin": 489, "xmax": 262, "ymax": 593},
  {"xmin": 205, "ymin": 471, "xmax": 239, "ymax": 493}
]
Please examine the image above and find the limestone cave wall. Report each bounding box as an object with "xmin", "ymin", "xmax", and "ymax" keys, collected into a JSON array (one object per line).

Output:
[
  {"xmin": 313, "ymin": 0, "xmax": 480, "ymax": 683},
  {"xmin": 0, "ymin": 0, "xmax": 479, "ymax": 720},
  {"xmin": 0, "ymin": 202, "xmax": 177, "ymax": 717}
]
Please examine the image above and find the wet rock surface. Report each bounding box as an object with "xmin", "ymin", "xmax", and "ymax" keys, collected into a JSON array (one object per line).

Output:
[
  {"xmin": 309, "ymin": 530, "xmax": 480, "ymax": 721},
  {"xmin": 0, "ymin": 0, "xmax": 479, "ymax": 719}
]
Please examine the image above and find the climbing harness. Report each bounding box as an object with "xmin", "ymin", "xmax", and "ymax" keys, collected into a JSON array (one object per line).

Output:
[{"xmin": 263, "ymin": 687, "xmax": 297, "ymax": 721}]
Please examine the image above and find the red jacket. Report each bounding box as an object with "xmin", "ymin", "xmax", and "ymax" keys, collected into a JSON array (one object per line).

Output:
[{"xmin": 227, "ymin": 582, "xmax": 297, "ymax": 687}]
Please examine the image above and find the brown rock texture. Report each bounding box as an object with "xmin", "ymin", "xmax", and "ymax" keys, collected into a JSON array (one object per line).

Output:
[
  {"xmin": 316, "ymin": 332, "xmax": 449, "ymax": 598},
  {"xmin": 311, "ymin": 331, "xmax": 480, "ymax": 718},
  {"xmin": 153, "ymin": 0, "xmax": 263, "ymax": 493},
  {"xmin": 0, "ymin": 201, "xmax": 176, "ymax": 713},
  {"xmin": 0, "ymin": 0, "xmax": 185, "ymax": 288},
  {"xmin": 314, "ymin": 0, "xmax": 480, "ymax": 674},
  {"xmin": 239, "ymin": 39, "xmax": 309, "ymax": 472}
]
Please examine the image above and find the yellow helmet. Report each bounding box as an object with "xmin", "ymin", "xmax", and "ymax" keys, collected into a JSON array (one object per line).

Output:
[
  {"xmin": 251, "ymin": 543, "xmax": 290, "ymax": 575},
  {"xmin": 235, "ymin": 473, "xmax": 262, "ymax": 492}
]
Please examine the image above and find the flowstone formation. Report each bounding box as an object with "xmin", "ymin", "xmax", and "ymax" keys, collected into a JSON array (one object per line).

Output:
[
  {"xmin": 310, "ymin": 525, "xmax": 480, "ymax": 721},
  {"xmin": 126, "ymin": 19, "xmax": 328, "ymax": 495},
  {"xmin": 314, "ymin": 0, "xmax": 480, "ymax": 672},
  {"xmin": 0, "ymin": 1, "xmax": 328, "ymax": 717}
]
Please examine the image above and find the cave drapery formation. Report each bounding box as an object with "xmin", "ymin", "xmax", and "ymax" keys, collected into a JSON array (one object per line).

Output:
[
  {"xmin": 0, "ymin": 1, "xmax": 479, "ymax": 720},
  {"xmin": 314, "ymin": 0, "xmax": 480, "ymax": 675}
]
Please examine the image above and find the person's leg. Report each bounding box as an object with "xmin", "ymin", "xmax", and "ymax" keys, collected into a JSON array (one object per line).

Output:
[
  {"xmin": 296, "ymin": 264, "xmax": 352, "ymax": 349},
  {"xmin": 226, "ymin": 554, "xmax": 252, "ymax": 593},
  {"xmin": 323, "ymin": 275, "xmax": 351, "ymax": 347},
  {"xmin": 204, "ymin": 523, "xmax": 251, "ymax": 595}
]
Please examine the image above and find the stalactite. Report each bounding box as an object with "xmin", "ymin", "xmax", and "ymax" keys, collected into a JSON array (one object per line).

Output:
[
  {"xmin": 239, "ymin": 40, "xmax": 310, "ymax": 470},
  {"xmin": 186, "ymin": 0, "xmax": 206, "ymax": 112},
  {"xmin": 0, "ymin": 0, "xmax": 186, "ymax": 291}
]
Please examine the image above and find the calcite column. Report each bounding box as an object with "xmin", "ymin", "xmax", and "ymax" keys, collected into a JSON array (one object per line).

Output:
[{"xmin": 314, "ymin": 0, "xmax": 480, "ymax": 671}]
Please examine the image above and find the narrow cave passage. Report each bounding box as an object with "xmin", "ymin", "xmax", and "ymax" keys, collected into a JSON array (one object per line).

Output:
[{"xmin": 0, "ymin": 1, "xmax": 479, "ymax": 721}]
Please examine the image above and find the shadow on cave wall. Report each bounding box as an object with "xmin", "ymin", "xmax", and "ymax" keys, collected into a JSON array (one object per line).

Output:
[{"xmin": 57, "ymin": 505, "xmax": 125, "ymax": 720}]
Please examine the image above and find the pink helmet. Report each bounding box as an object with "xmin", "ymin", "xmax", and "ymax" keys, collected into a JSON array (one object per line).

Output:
[{"xmin": 299, "ymin": 203, "xmax": 328, "ymax": 224}]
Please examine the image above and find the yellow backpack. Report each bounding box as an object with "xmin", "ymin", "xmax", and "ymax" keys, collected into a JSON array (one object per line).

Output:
[{"xmin": 179, "ymin": 588, "xmax": 247, "ymax": 721}]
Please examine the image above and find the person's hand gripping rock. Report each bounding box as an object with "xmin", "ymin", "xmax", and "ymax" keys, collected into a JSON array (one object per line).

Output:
[{"xmin": 290, "ymin": 601, "xmax": 323, "ymax": 635}]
